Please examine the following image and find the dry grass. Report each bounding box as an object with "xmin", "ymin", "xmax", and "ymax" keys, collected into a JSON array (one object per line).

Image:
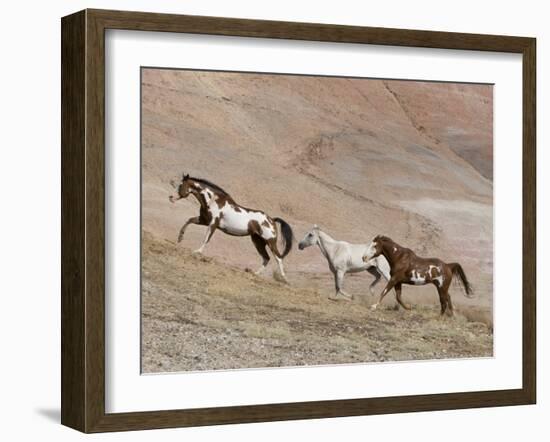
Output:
[{"xmin": 142, "ymin": 232, "xmax": 493, "ymax": 373}]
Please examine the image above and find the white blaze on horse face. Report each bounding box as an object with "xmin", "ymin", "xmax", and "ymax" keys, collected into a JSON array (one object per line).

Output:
[{"xmin": 363, "ymin": 240, "xmax": 378, "ymax": 261}]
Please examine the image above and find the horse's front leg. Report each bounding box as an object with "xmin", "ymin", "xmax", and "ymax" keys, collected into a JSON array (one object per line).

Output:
[
  {"xmin": 371, "ymin": 279, "xmax": 397, "ymax": 310},
  {"xmin": 193, "ymin": 220, "xmax": 218, "ymax": 254},
  {"xmin": 395, "ymin": 283, "xmax": 411, "ymax": 310},
  {"xmin": 178, "ymin": 216, "xmax": 203, "ymax": 243},
  {"xmin": 334, "ymin": 269, "xmax": 353, "ymax": 300}
]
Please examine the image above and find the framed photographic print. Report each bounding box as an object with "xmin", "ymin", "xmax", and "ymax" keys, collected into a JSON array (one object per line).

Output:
[{"xmin": 61, "ymin": 9, "xmax": 536, "ymax": 433}]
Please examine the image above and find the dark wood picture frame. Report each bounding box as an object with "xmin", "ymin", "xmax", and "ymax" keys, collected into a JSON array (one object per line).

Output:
[{"xmin": 61, "ymin": 8, "xmax": 536, "ymax": 433}]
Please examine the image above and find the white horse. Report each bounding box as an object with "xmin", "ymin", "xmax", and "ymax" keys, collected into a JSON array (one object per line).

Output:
[{"xmin": 298, "ymin": 225, "xmax": 391, "ymax": 300}]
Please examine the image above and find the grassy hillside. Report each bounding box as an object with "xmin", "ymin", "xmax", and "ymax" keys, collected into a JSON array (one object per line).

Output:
[{"xmin": 142, "ymin": 234, "xmax": 492, "ymax": 373}]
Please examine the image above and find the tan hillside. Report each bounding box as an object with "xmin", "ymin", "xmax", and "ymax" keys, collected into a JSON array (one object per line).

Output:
[{"xmin": 141, "ymin": 69, "xmax": 493, "ymax": 372}]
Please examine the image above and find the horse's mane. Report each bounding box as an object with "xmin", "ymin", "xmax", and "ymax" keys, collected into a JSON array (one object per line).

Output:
[
  {"xmin": 377, "ymin": 235, "xmax": 417, "ymax": 257},
  {"xmin": 376, "ymin": 235, "xmax": 393, "ymax": 243},
  {"xmin": 376, "ymin": 235, "xmax": 402, "ymax": 251},
  {"xmin": 189, "ymin": 176, "xmax": 231, "ymax": 197}
]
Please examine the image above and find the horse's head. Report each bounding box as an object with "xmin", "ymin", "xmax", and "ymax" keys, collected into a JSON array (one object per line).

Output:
[
  {"xmin": 298, "ymin": 225, "xmax": 320, "ymax": 250},
  {"xmin": 169, "ymin": 173, "xmax": 192, "ymax": 203},
  {"xmin": 363, "ymin": 235, "xmax": 384, "ymax": 262}
]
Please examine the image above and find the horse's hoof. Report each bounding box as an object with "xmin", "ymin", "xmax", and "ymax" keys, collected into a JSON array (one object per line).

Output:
[
  {"xmin": 370, "ymin": 304, "xmax": 378, "ymax": 310},
  {"xmin": 337, "ymin": 291, "xmax": 353, "ymax": 301},
  {"xmin": 272, "ymin": 271, "xmax": 289, "ymax": 284},
  {"xmin": 275, "ymin": 277, "xmax": 289, "ymax": 284}
]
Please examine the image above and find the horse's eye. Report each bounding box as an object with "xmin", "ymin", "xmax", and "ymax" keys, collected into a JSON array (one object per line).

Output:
[{"xmin": 308, "ymin": 233, "xmax": 313, "ymax": 237}]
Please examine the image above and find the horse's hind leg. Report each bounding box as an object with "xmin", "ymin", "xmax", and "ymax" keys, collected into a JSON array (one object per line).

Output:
[
  {"xmin": 436, "ymin": 286, "xmax": 450, "ymax": 316},
  {"xmin": 250, "ymin": 235, "xmax": 270, "ymax": 275},
  {"xmin": 439, "ymin": 280, "xmax": 454, "ymax": 317},
  {"xmin": 366, "ymin": 266, "xmax": 381, "ymax": 295},
  {"xmin": 334, "ymin": 269, "xmax": 353, "ymax": 300},
  {"xmin": 446, "ymin": 293, "xmax": 454, "ymax": 316},
  {"xmin": 266, "ymin": 238, "xmax": 288, "ymax": 283}
]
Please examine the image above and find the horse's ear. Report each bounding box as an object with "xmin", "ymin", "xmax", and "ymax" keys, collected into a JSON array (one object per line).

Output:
[
  {"xmin": 183, "ymin": 173, "xmax": 189, "ymax": 181},
  {"xmin": 313, "ymin": 224, "xmax": 319, "ymax": 229}
]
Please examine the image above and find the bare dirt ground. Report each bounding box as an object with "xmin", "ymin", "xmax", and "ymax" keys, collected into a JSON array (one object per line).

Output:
[
  {"xmin": 141, "ymin": 69, "xmax": 494, "ymax": 373},
  {"xmin": 142, "ymin": 233, "xmax": 492, "ymax": 372}
]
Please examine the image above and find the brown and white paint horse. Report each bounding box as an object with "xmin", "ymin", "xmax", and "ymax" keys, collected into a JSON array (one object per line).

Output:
[
  {"xmin": 169, "ymin": 174, "xmax": 294, "ymax": 282},
  {"xmin": 363, "ymin": 235, "xmax": 473, "ymax": 316}
]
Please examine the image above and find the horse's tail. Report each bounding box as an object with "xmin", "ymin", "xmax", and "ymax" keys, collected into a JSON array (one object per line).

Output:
[
  {"xmin": 273, "ymin": 217, "xmax": 293, "ymax": 258},
  {"xmin": 449, "ymin": 263, "xmax": 474, "ymax": 298}
]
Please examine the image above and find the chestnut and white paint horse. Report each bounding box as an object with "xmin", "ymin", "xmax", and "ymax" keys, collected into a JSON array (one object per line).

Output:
[
  {"xmin": 363, "ymin": 235, "xmax": 473, "ymax": 316},
  {"xmin": 169, "ymin": 174, "xmax": 294, "ymax": 282},
  {"xmin": 298, "ymin": 225, "xmax": 391, "ymax": 300}
]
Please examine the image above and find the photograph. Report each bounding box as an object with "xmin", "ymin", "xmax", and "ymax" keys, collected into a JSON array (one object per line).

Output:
[{"xmin": 140, "ymin": 67, "xmax": 494, "ymax": 373}]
